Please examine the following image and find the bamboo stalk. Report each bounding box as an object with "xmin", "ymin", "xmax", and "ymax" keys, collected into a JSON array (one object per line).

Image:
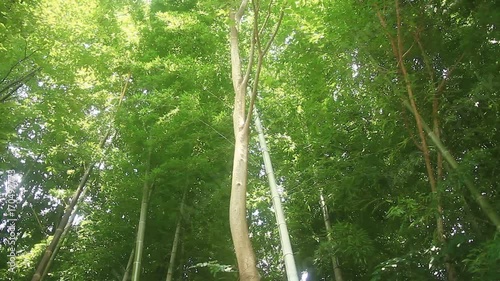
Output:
[
  {"xmin": 253, "ymin": 107, "xmax": 299, "ymax": 281},
  {"xmin": 319, "ymin": 191, "xmax": 343, "ymax": 281},
  {"xmin": 165, "ymin": 190, "xmax": 186, "ymax": 281},
  {"xmin": 403, "ymin": 100, "xmax": 500, "ymax": 231},
  {"xmin": 122, "ymin": 249, "xmax": 135, "ymax": 281},
  {"xmin": 131, "ymin": 149, "xmax": 153, "ymax": 281}
]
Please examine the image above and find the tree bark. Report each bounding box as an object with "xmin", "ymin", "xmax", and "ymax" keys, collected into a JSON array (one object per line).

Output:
[
  {"xmin": 228, "ymin": 2, "xmax": 282, "ymax": 280},
  {"xmin": 230, "ymin": 130, "xmax": 260, "ymax": 281},
  {"xmin": 228, "ymin": 2, "xmax": 260, "ymax": 280}
]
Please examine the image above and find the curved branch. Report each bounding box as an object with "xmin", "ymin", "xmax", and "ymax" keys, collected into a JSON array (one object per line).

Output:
[
  {"xmin": 235, "ymin": 0, "xmax": 250, "ymax": 21},
  {"xmin": 263, "ymin": 8, "xmax": 284, "ymax": 55}
]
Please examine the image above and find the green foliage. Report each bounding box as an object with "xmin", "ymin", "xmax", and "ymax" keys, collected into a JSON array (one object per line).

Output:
[
  {"xmin": 1, "ymin": 0, "xmax": 499, "ymax": 280},
  {"xmin": 316, "ymin": 222, "xmax": 375, "ymax": 266},
  {"xmin": 464, "ymin": 235, "xmax": 500, "ymax": 280},
  {"xmin": 188, "ymin": 260, "xmax": 236, "ymax": 276}
]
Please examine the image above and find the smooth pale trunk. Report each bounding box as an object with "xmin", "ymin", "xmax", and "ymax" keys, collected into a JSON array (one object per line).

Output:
[
  {"xmin": 228, "ymin": 1, "xmax": 282, "ymax": 280},
  {"xmin": 319, "ymin": 192, "xmax": 343, "ymax": 281},
  {"xmin": 131, "ymin": 179, "xmax": 150, "ymax": 281},
  {"xmin": 122, "ymin": 249, "xmax": 135, "ymax": 281},
  {"xmin": 253, "ymin": 108, "xmax": 298, "ymax": 281},
  {"xmin": 229, "ymin": 3, "xmax": 261, "ymax": 279},
  {"xmin": 230, "ymin": 129, "xmax": 260, "ymax": 281},
  {"xmin": 229, "ymin": 109, "xmax": 261, "ymax": 277}
]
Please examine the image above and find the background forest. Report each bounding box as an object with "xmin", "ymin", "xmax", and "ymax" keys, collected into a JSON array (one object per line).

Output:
[{"xmin": 1, "ymin": 0, "xmax": 499, "ymax": 280}]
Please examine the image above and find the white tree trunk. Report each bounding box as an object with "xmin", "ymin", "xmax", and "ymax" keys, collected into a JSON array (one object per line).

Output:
[
  {"xmin": 253, "ymin": 108, "xmax": 298, "ymax": 281},
  {"xmin": 228, "ymin": 2, "xmax": 261, "ymax": 280}
]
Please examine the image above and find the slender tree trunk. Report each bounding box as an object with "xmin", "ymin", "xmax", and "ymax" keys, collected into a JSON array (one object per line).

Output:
[
  {"xmin": 228, "ymin": 2, "xmax": 260, "ymax": 280},
  {"xmin": 253, "ymin": 107, "xmax": 298, "ymax": 281},
  {"xmin": 31, "ymin": 164, "xmax": 93, "ymax": 281},
  {"xmin": 131, "ymin": 151, "xmax": 152, "ymax": 281},
  {"xmin": 403, "ymin": 100, "xmax": 500, "ymax": 231},
  {"xmin": 228, "ymin": 2, "xmax": 283, "ymax": 280},
  {"xmin": 230, "ymin": 129, "xmax": 260, "ymax": 281},
  {"xmin": 165, "ymin": 190, "xmax": 187, "ymax": 281},
  {"xmin": 122, "ymin": 249, "xmax": 135, "ymax": 281},
  {"xmin": 165, "ymin": 219, "xmax": 181, "ymax": 281},
  {"xmin": 377, "ymin": 2, "xmax": 458, "ymax": 280},
  {"xmin": 319, "ymin": 191, "xmax": 343, "ymax": 281},
  {"xmin": 39, "ymin": 185, "xmax": 90, "ymax": 281},
  {"xmin": 31, "ymin": 130, "xmax": 110, "ymax": 281},
  {"xmin": 31, "ymin": 75, "xmax": 128, "ymax": 281}
]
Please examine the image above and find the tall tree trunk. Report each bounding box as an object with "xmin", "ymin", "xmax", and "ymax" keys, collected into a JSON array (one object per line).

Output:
[
  {"xmin": 228, "ymin": 2, "xmax": 283, "ymax": 280},
  {"xmin": 228, "ymin": 1, "xmax": 259, "ymax": 280},
  {"xmin": 319, "ymin": 191, "xmax": 343, "ymax": 281},
  {"xmin": 165, "ymin": 190, "xmax": 187, "ymax": 281},
  {"xmin": 131, "ymin": 150, "xmax": 153, "ymax": 281},
  {"xmin": 31, "ymin": 164, "xmax": 93, "ymax": 281},
  {"xmin": 31, "ymin": 74, "xmax": 128, "ymax": 281},
  {"xmin": 230, "ymin": 129, "xmax": 260, "ymax": 281},
  {"xmin": 253, "ymin": 107, "xmax": 298, "ymax": 281},
  {"xmin": 31, "ymin": 73, "xmax": 131, "ymax": 281},
  {"xmin": 165, "ymin": 219, "xmax": 181, "ymax": 281}
]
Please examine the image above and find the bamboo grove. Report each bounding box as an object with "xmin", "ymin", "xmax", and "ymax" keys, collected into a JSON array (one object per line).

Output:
[{"xmin": 1, "ymin": 0, "xmax": 499, "ymax": 280}]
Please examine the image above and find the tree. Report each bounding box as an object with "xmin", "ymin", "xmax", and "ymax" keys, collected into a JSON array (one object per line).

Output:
[
  {"xmin": 228, "ymin": 0, "xmax": 283, "ymax": 280},
  {"xmin": 1, "ymin": 0, "xmax": 499, "ymax": 280}
]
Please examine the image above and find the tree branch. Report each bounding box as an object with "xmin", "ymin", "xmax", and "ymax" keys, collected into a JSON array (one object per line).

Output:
[
  {"xmin": 263, "ymin": 8, "xmax": 284, "ymax": 55},
  {"xmin": 0, "ymin": 67, "xmax": 40, "ymax": 102},
  {"xmin": 244, "ymin": 55, "xmax": 263, "ymax": 132},
  {"xmin": 258, "ymin": 0, "xmax": 274, "ymax": 36},
  {"xmin": 436, "ymin": 53, "xmax": 464, "ymax": 94},
  {"xmin": 375, "ymin": 6, "xmax": 399, "ymax": 60},
  {"xmin": 242, "ymin": 3, "xmax": 258, "ymax": 88},
  {"xmin": 0, "ymin": 48, "xmax": 37, "ymax": 85},
  {"xmin": 235, "ymin": 0, "xmax": 250, "ymax": 21}
]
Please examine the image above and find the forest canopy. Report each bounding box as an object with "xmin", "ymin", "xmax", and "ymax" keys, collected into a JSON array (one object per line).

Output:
[{"xmin": 1, "ymin": 0, "xmax": 499, "ymax": 280}]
